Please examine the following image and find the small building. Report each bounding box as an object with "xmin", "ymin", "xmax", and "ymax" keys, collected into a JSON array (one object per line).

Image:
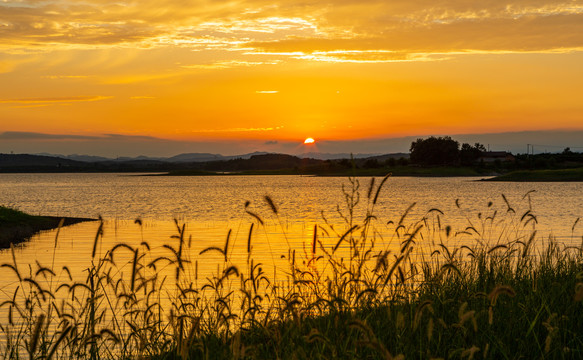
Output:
[{"xmin": 479, "ymin": 151, "xmax": 515, "ymax": 163}]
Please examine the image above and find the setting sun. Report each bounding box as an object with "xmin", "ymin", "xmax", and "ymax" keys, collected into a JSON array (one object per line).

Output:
[{"xmin": 304, "ymin": 138, "xmax": 315, "ymax": 144}]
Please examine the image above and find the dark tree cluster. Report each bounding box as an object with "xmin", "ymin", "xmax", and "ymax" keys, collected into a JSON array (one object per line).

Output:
[
  {"xmin": 460, "ymin": 142, "xmax": 487, "ymax": 166},
  {"xmin": 513, "ymin": 148, "xmax": 583, "ymax": 170},
  {"xmin": 410, "ymin": 136, "xmax": 459, "ymax": 166},
  {"xmin": 410, "ymin": 137, "xmax": 486, "ymax": 166}
]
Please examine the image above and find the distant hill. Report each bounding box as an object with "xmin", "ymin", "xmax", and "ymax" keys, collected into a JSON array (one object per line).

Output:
[
  {"xmin": 33, "ymin": 151, "xmax": 274, "ymax": 163},
  {"xmin": 35, "ymin": 153, "xmax": 112, "ymax": 162},
  {"xmin": 166, "ymin": 153, "xmax": 224, "ymax": 162},
  {"xmin": 0, "ymin": 154, "xmax": 85, "ymax": 168},
  {"xmin": 0, "ymin": 151, "xmax": 412, "ymax": 174},
  {"xmin": 166, "ymin": 151, "xmax": 270, "ymax": 163},
  {"xmin": 0, "ymin": 153, "xmax": 172, "ymax": 172},
  {"xmin": 29, "ymin": 151, "xmax": 408, "ymax": 163},
  {"xmin": 362, "ymin": 153, "xmax": 410, "ymax": 161},
  {"xmin": 299, "ymin": 152, "xmax": 381, "ymax": 160},
  {"xmin": 201, "ymin": 153, "xmax": 324, "ymax": 171}
]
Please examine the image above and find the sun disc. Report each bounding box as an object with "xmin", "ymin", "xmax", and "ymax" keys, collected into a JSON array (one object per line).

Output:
[{"xmin": 304, "ymin": 137, "xmax": 315, "ymax": 144}]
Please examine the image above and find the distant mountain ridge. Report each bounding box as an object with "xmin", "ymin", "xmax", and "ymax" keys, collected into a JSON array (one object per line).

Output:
[
  {"xmin": 0, "ymin": 153, "xmax": 84, "ymax": 167},
  {"xmin": 299, "ymin": 152, "xmax": 379, "ymax": 160},
  {"xmin": 31, "ymin": 151, "xmax": 397, "ymax": 162},
  {"xmin": 166, "ymin": 151, "xmax": 270, "ymax": 162},
  {"xmin": 35, "ymin": 153, "xmax": 112, "ymax": 162},
  {"xmin": 0, "ymin": 151, "xmax": 410, "ymax": 173}
]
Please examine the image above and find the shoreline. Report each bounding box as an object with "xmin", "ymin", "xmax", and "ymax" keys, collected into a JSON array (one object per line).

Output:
[
  {"xmin": 153, "ymin": 166, "xmax": 495, "ymax": 178},
  {"xmin": 2, "ymin": 168, "xmax": 583, "ymax": 181},
  {"xmin": 0, "ymin": 208, "xmax": 97, "ymax": 249}
]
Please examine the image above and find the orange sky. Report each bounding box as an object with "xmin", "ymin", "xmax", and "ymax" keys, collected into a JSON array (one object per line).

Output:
[{"xmin": 1, "ymin": 0, "xmax": 583, "ymax": 154}]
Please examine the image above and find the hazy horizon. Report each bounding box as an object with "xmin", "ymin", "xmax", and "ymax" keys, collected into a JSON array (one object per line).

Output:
[{"xmin": 2, "ymin": 129, "xmax": 583, "ymax": 158}]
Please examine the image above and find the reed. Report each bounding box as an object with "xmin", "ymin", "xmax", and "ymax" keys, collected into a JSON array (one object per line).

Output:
[{"xmin": 0, "ymin": 175, "xmax": 582, "ymax": 359}]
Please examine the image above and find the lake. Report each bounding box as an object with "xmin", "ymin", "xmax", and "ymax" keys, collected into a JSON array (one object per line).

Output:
[
  {"xmin": 1, "ymin": 173, "xmax": 582, "ymax": 223},
  {"xmin": 0, "ymin": 173, "xmax": 582, "ymax": 307}
]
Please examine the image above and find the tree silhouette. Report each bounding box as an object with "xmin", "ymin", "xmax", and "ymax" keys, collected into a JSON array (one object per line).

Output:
[{"xmin": 410, "ymin": 136, "xmax": 460, "ymax": 165}]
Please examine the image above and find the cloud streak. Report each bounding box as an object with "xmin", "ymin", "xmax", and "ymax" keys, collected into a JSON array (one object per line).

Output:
[
  {"xmin": 0, "ymin": 132, "xmax": 100, "ymax": 140},
  {"xmin": 194, "ymin": 126, "xmax": 284, "ymax": 133},
  {"xmin": 182, "ymin": 60, "xmax": 281, "ymax": 70},
  {"xmin": 0, "ymin": 131, "xmax": 161, "ymax": 141},
  {"xmin": 0, "ymin": 96, "xmax": 112, "ymax": 104}
]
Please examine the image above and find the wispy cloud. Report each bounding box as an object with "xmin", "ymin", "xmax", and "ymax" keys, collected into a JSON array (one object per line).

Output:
[
  {"xmin": 41, "ymin": 75, "xmax": 90, "ymax": 80},
  {"xmin": 195, "ymin": 126, "xmax": 284, "ymax": 133},
  {"xmin": 100, "ymin": 72, "xmax": 182, "ymax": 85},
  {"xmin": 0, "ymin": 131, "xmax": 101, "ymax": 140},
  {"xmin": 251, "ymin": 50, "xmax": 443, "ymax": 63},
  {"xmin": 255, "ymin": 90, "xmax": 279, "ymax": 94},
  {"xmin": 130, "ymin": 96, "xmax": 155, "ymax": 100},
  {"xmin": 102, "ymin": 133, "xmax": 162, "ymax": 141},
  {"xmin": 0, "ymin": 131, "xmax": 163, "ymax": 141},
  {"xmin": 182, "ymin": 60, "xmax": 281, "ymax": 70},
  {"xmin": 0, "ymin": 96, "xmax": 112, "ymax": 104}
]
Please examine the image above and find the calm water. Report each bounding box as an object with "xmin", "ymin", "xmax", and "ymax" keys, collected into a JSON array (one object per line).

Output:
[
  {"xmin": 1, "ymin": 173, "xmax": 582, "ymax": 224},
  {"xmin": 0, "ymin": 173, "xmax": 582, "ymax": 302}
]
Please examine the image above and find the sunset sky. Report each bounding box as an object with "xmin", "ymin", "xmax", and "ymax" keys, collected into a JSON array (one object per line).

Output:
[{"xmin": 1, "ymin": 0, "xmax": 582, "ymax": 156}]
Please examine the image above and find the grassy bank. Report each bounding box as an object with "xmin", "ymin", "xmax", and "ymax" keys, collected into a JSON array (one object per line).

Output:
[
  {"xmin": 0, "ymin": 206, "xmax": 96, "ymax": 248},
  {"xmin": 1, "ymin": 177, "xmax": 582, "ymax": 359},
  {"xmin": 487, "ymin": 167, "xmax": 583, "ymax": 182}
]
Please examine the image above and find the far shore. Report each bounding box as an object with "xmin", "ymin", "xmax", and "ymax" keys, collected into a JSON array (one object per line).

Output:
[
  {"xmin": 153, "ymin": 166, "xmax": 497, "ymax": 178},
  {"xmin": 0, "ymin": 206, "xmax": 97, "ymax": 249},
  {"xmin": 3, "ymin": 166, "xmax": 583, "ymax": 181},
  {"xmin": 483, "ymin": 167, "xmax": 583, "ymax": 182}
]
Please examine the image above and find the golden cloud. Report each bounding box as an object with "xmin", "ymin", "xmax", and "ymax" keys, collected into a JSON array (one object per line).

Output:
[
  {"xmin": 182, "ymin": 59, "xmax": 281, "ymax": 69},
  {"xmin": 0, "ymin": 0, "xmax": 581, "ymax": 61}
]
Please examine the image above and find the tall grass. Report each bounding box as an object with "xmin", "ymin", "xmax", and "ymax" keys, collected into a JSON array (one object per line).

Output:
[{"xmin": 1, "ymin": 175, "xmax": 582, "ymax": 359}]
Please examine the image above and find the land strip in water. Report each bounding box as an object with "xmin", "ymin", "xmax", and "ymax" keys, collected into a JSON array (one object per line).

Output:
[
  {"xmin": 161, "ymin": 165, "xmax": 489, "ymax": 177},
  {"xmin": 0, "ymin": 206, "xmax": 96, "ymax": 248},
  {"xmin": 486, "ymin": 167, "xmax": 583, "ymax": 181}
]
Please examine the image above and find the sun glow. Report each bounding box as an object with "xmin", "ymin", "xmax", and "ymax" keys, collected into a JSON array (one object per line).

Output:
[{"xmin": 304, "ymin": 137, "xmax": 315, "ymax": 144}]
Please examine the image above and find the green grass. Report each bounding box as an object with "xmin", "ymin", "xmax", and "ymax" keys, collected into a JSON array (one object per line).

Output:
[
  {"xmin": 0, "ymin": 206, "xmax": 95, "ymax": 248},
  {"xmin": 1, "ymin": 177, "xmax": 582, "ymax": 359},
  {"xmin": 488, "ymin": 167, "xmax": 583, "ymax": 182},
  {"xmin": 0, "ymin": 206, "xmax": 62, "ymax": 248},
  {"xmin": 0, "ymin": 206, "xmax": 44, "ymax": 224}
]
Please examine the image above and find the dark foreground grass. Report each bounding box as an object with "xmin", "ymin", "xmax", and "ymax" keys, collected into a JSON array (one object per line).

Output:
[
  {"xmin": 160, "ymin": 242, "xmax": 583, "ymax": 360},
  {"xmin": 1, "ymin": 176, "xmax": 582, "ymax": 359}
]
